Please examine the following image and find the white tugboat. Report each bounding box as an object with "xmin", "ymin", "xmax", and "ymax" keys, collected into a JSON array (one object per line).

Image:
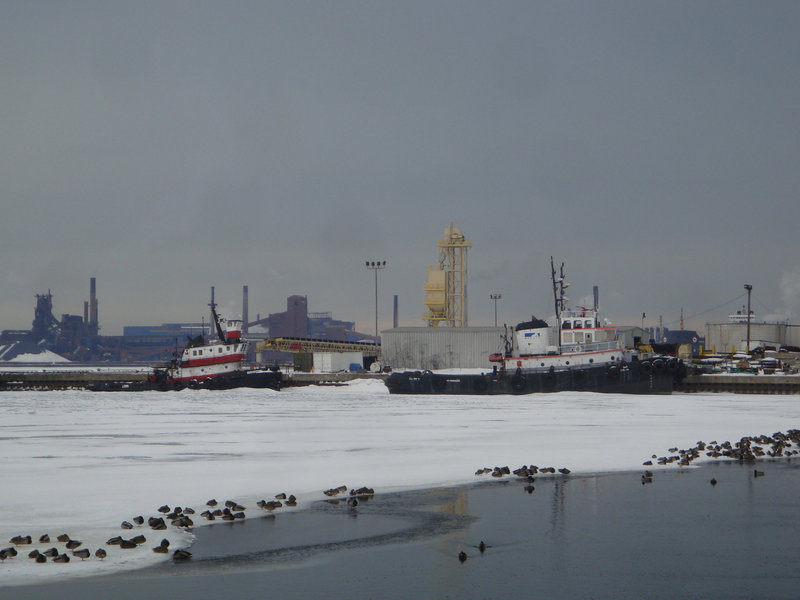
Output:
[{"xmin": 386, "ymin": 258, "xmax": 684, "ymax": 395}]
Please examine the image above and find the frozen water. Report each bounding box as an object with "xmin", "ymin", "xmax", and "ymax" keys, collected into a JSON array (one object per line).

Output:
[{"xmin": 1, "ymin": 380, "xmax": 799, "ymax": 585}]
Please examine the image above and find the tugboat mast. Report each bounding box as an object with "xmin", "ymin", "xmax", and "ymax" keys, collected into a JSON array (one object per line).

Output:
[{"xmin": 551, "ymin": 257, "xmax": 568, "ymax": 349}]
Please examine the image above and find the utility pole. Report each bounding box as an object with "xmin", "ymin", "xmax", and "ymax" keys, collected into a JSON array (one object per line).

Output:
[
  {"xmin": 744, "ymin": 284, "xmax": 753, "ymax": 353},
  {"xmin": 490, "ymin": 293, "xmax": 501, "ymax": 327}
]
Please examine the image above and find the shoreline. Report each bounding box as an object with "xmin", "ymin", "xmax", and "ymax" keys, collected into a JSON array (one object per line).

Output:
[{"xmin": 12, "ymin": 459, "xmax": 800, "ymax": 599}]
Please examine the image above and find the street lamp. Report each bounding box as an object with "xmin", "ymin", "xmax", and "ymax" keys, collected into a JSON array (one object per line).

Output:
[
  {"xmin": 366, "ymin": 260, "xmax": 387, "ymax": 339},
  {"xmin": 490, "ymin": 293, "xmax": 502, "ymax": 326},
  {"xmin": 744, "ymin": 284, "xmax": 753, "ymax": 353}
]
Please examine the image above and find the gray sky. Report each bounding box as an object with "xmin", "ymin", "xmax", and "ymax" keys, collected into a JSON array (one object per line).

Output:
[{"xmin": 2, "ymin": 1, "xmax": 799, "ymax": 336}]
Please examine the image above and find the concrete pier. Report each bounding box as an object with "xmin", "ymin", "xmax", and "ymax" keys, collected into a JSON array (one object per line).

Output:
[{"xmin": 676, "ymin": 374, "xmax": 800, "ymax": 394}]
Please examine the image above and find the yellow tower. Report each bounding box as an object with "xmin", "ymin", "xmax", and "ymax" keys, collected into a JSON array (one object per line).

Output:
[{"xmin": 423, "ymin": 223, "xmax": 472, "ymax": 327}]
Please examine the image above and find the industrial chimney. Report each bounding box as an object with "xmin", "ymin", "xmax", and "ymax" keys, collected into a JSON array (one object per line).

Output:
[{"xmin": 89, "ymin": 277, "xmax": 99, "ymax": 336}]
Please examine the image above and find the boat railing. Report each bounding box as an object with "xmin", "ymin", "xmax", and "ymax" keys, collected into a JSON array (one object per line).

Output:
[
  {"xmin": 561, "ymin": 309, "xmax": 597, "ymax": 318},
  {"xmin": 561, "ymin": 340, "xmax": 619, "ymax": 354}
]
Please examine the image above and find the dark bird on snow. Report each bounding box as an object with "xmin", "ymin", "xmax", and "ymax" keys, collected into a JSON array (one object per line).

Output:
[
  {"xmin": 39, "ymin": 534, "xmax": 50, "ymax": 543},
  {"xmin": 173, "ymin": 549, "xmax": 192, "ymax": 561},
  {"xmin": 53, "ymin": 553, "xmax": 70, "ymax": 563},
  {"xmin": 57, "ymin": 534, "xmax": 70, "ymax": 543},
  {"xmin": 121, "ymin": 521, "xmax": 133, "ymax": 530},
  {"xmin": 133, "ymin": 516, "xmax": 144, "ymax": 525},
  {"xmin": 95, "ymin": 548, "xmax": 107, "ymax": 560},
  {"xmin": 710, "ymin": 478, "xmax": 717, "ymax": 486},
  {"xmin": 72, "ymin": 548, "xmax": 90, "ymax": 560},
  {"xmin": 479, "ymin": 541, "xmax": 487, "ymax": 553},
  {"xmin": 65, "ymin": 540, "xmax": 83, "ymax": 550},
  {"xmin": 42, "ymin": 547, "xmax": 59, "ymax": 557},
  {"xmin": 458, "ymin": 551, "xmax": 467, "ymax": 563}
]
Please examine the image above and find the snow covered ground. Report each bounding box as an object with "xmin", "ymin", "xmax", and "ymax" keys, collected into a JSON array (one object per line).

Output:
[{"xmin": 1, "ymin": 381, "xmax": 799, "ymax": 585}]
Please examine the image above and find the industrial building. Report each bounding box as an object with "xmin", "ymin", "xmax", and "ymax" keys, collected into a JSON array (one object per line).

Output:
[
  {"xmin": 247, "ymin": 294, "xmax": 370, "ymax": 342},
  {"xmin": 381, "ymin": 326, "xmax": 504, "ymax": 370},
  {"xmin": 423, "ymin": 223, "xmax": 472, "ymax": 327},
  {"xmin": 705, "ymin": 311, "xmax": 800, "ymax": 353}
]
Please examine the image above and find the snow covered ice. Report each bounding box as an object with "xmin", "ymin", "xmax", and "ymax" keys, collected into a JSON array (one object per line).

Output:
[{"xmin": 2, "ymin": 380, "xmax": 800, "ymax": 586}]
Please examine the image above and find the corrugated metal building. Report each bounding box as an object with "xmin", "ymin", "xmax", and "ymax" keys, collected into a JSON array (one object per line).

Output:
[{"xmin": 381, "ymin": 327, "xmax": 504, "ymax": 370}]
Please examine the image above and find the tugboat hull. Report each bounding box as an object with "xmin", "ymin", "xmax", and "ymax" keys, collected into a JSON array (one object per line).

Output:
[
  {"xmin": 385, "ymin": 359, "xmax": 683, "ymax": 396},
  {"xmin": 87, "ymin": 369, "xmax": 281, "ymax": 392}
]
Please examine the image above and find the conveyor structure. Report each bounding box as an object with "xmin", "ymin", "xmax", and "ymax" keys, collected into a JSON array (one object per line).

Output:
[{"xmin": 256, "ymin": 337, "xmax": 381, "ymax": 357}]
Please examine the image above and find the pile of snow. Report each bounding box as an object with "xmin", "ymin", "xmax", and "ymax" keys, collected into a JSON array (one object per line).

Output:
[{"xmin": 8, "ymin": 350, "xmax": 70, "ymax": 363}]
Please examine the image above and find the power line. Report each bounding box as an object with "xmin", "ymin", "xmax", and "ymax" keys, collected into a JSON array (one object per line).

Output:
[{"xmin": 660, "ymin": 292, "xmax": 748, "ymax": 328}]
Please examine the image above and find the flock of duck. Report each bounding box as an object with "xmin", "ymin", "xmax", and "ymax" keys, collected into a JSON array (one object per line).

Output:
[
  {"xmin": 6, "ymin": 430, "xmax": 799, "ymax": 569},
  {"xmin": 642, "ymin": 428, "xmax": 800, "ymax": 469},
  {"xmin": 1, "ymin": 484, "xmax": 377, "ymax": 568}
]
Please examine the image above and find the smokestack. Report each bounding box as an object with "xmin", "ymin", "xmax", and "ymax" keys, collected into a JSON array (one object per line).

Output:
[
  {"xmin": 593, "ymin": 285, "xmax": 599, "ymax": 312},
  {"xmin": 242, "ymin": 285, "xmax": 249, "ymax": 334},
  {"xmin": 89, "ymin": 277, "xmax": 98, "ymax": 335},
  {"xmin": 393, "ymin": 295, "xmax": 398, "ymax": 328},
  {"xmin": 84, "ymin": 301, "xmax": 89, "ymax": 333}
]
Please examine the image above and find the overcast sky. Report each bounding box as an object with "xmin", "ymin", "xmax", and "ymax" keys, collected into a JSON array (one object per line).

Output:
[{"xmin": 2, "ymin": 1, "xmax": 799, "ymax": 336}]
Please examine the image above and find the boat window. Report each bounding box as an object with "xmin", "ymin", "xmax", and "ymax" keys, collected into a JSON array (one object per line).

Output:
[
  {"xmin": 574, "ymin": 321, "xmax": 582, "ymax": 329},
  {"xmin": 562, "ymin": 321, "xmax": 571, "ymax": 329},
  {"xmin": 219, "ymin": 348, "xmax": 222, "ymax": 353},
  {"xmin": 585, "ymin": 320, "xmax": 592, "ymax": 329},
  {"xmin": 226, "ymin": 346, "xmax": 230, "ymax": 351},
  {"xmin": 192, "ymin": 350, "xmax": 197, "ymax": 356}
]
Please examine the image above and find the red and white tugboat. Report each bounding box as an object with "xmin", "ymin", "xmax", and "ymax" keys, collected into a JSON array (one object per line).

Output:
[
  {"xmin": 88, "ymin": 303, "xmax": 281, "ymax": 391},
  {"xmin": 168, "ymin": 305, "xmax": 249, "ymax": 384},
  {"xmin": 156, "ymin": 303, "xmax": 281, "ymax": 390},
  {"xmin": 385, "ymin": 258, "xmax": 684, "ymax": 395}
]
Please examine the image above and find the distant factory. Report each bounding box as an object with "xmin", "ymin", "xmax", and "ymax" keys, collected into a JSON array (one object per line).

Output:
[{"xmin": 0, "ymin": 279, "xmax": 372, "ymax": 363}]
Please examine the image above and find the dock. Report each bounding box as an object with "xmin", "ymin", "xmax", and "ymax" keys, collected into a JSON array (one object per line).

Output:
[
  {"xmin": 675, "ymin": 374, "xmax": 800, "ymax": 394},
  {"xmin": 0, "ymin": 367, "xmax": 387, "ymax": 391}
]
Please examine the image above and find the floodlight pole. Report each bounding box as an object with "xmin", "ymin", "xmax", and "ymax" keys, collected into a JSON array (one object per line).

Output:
[
  {"xmin": 490, "ymin": 293, "xmax": 502, "ymax": 327},
  {"xmin": 366, "ymin": 260, "xmax": 387, "ymax": 339}
]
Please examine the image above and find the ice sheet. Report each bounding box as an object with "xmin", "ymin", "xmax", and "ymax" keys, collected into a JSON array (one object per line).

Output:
[{"xmin": 1, "ymin": 380, "xmax": 798, "ymax": 585}]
